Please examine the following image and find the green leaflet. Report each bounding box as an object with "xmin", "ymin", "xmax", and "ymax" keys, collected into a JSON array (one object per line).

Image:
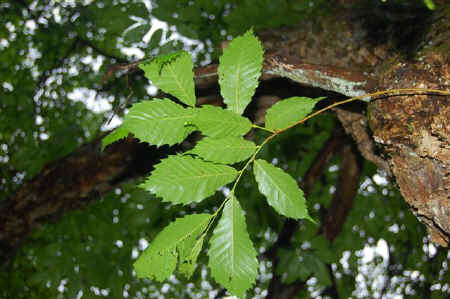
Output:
[
  {"xmin": 139, "ymin": 51, "xmax": 196, "ymax": 107},
  {"xmin": 101, "ymin": 125, "xmax": 129, "ymax": 150},
  {"xmin": 179, "ymin": 234, "xmax": 206, "ymax": 278},
  {"xmin": 253, "ymin": 159, "xmax": 310, "ymax": 220},
  {"xmin": 423, "ymin": 0, "xmax": 435, "ymax": 10},
  {"xmin": 188, "ymin": 136, "xmax": 257, "ymax": 164},
  {"xmin": 218, "ymin": 29, "xmax": 263, "ymax": 115},
  {"xmin": 133, "ymin": 214, "xmax": 211, "ymax": 281},
  {"xmin": 140, "ymin": 155, "xmax": 238, "ymax": 204},
  {"xmin": 191, "ymin": 105, "xmax": 252, "ymax": 137},
  {"xmin": 265, "ymin": 96, "xmax": 324, "ymax": 130},
  {"xmin": 209, "ymin": 196, "xmax": 258, "ymax": 298},
  {"xmin": 122, "ymin": 99, "xmax": 195, "ymax": 147}
]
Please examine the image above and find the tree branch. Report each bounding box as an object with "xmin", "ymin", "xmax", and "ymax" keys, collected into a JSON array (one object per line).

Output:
[
  {"xmin": 322, "ymin": 143, "xmax": 363, "ymax": 240},
  {"xmin": 0, "ymin": 136, "xmax": 174, "ymax": 266}
]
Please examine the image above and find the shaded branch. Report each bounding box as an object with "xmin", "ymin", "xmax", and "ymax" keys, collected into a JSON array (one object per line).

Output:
[
  {"xmin": 0, "ymin": 136, "xmax": 174, "ymax": 266},
  {"xmin": 265, "ymin": 130, "xmax": 346, "ymax": 298},
  {"xmin": 78, "ymin": 37, "xmax": 128, "ymax": 64},
  {"xmin": 322, "ymin": 143, "xmax": 363, "ymax": 241}
]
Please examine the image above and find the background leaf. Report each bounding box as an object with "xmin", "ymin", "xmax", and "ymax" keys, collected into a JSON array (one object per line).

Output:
[
  {"xmin": 140, "ymin": 51, "xmax": 196, "ymax": 106},
  {"xmin": 218, "ymin": 30, "xmax": 263, "ymax": 115},
  {"xmin": 276, "ymin": 249, "xmax": 311, "ymax": 283},
  {"xmin": 140, "ymin": 155, "xmax": 238, "ymax": 204},
  {"xmin": 265, "ymin": 96, "xmax": 324, "ymax": 130},
  {"xmin": 124, "ymin": 24, "xmax": 151, "ymax": 44},
  {"xmin": 253, "ymin": 159, "xmax": 310, "ymax": 220},
  {"xmin": 302, "ymin": 253, "xmax": 332, "ymax": 287},
  {"xmin": 188, "ymin": 137, "xmax": 257, "ymax": 164},
  {"xmin": 276, "ymin": 251, "xmax": 331, "ymax": 286},
  {"xmin": 209, "ymin": 196, "xmax": 258, "ymax": 298},
  {"xmin": 134, "ymin": 214, "xmax": 211, "ymax": 281},
  {"xmin": 191, "ymin": 105, "xmax": 252, "ymax": 137},
  {"xmin": 122, "ymin": 99, "xmax": 195, "ymax": 147}
]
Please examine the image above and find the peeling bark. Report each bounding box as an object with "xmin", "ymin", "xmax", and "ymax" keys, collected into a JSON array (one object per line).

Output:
[
  {"xmin": 255, "ymin": 5, "xmax": 450, "ymax": 247},
  {"xmin": 369, "ymin": 93, "xmax": 450, "ymax": 246}
]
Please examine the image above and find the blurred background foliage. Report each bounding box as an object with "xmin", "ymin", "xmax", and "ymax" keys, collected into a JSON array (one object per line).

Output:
[{"xmin": 0, "ymin": 0, "xmax": 448, "ymax": 298}]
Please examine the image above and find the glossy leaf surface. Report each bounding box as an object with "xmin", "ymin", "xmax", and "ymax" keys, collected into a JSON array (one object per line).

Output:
[
  {"xmin": 140, "ymin": 51, "xmax": 196, "ymax": 107},
  {"xmin": 191, "ymin": 105, "xmax": 252, "ymax": 137},
  {"xmin": 122, "ymin": 99, "xmax": 195, "ymax": 147},
  {"xmin": 134, "ymin": 214, "xmax": 211, "ymax": 281},
  {"xmin": 253, "ymin": 159, "xmax": 310, "ymax": 220},
  {"xmin": 188, "ymin": 137, "xmax": 257, "ymax": 164},
  {"xmin": 209, "ymin": 196, "xmax": 258, "ymax": 298},
  {"xmin": 265, "ymin": 97, "xmax": 324, "ymax": 130},
  {"xmin": 140, "ymin": 155, "xmax": 238, "ymax": 204},
  {"xmin": 218, "ymin": 30, "xmax": 263, "ymax": 115}
]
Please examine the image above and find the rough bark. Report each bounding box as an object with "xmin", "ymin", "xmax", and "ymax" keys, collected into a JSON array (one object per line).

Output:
[
  {"xmin": 256, "ymin": 4, "xmax": 450, "ymax": 247},
  {"xmin": 1, "ymin": 0, "xmax": 449, "ymax": 276},
  {"xmin": 0, "ymin": 138, "xmax": 172, "ymax": 264}
]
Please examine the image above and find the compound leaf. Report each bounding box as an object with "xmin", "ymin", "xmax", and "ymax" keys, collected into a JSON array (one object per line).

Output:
[
  {"xmin": 188, "ymin": 137, "xmax": 257, "ymax": 164},
  {"xmin": 218, "ymin": 30, "xmax": 263, "ymax": 115},
  {"xmin": 134, "ymin": 214, "xmax": 211, "ymax": 281},
  {"xmin": 209, "ymin": 196, "xmax": 258, "ymax": 298},
  {"xmin": 253, "ymin": 159, "xmax": 310, "ymax": 220},
  {"xmin": 191, "ymin": 105, "xmax": 252, "ymax": 137},
  {"xmin": 140, "ymin": 155, "xmax": 238, "ymax": 204},
  {"xmin": 140, "ymin": 51, "xmax": 196, "ymax": 106},
  {"xmin": 122, "ymin": 99, "xmax": 195, "ymax": 147},
  {"xmin": 265, "ymin": 97, "xmax": 324, "ymax": 130}
]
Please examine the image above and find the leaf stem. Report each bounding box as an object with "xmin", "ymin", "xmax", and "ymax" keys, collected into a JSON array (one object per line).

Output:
[
  {"xmin": 252, "ymin": 124, "xmax": 275, "ymax": 133},
  {"xmin": 205, "ymin": 87, "xmax": 449, "ymax": 234},
  {"xmin": 274, "ymin": 88, "xmax": 450, "ymax": 136}
]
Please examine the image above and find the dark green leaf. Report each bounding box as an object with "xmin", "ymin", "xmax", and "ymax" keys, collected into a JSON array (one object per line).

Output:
[{"xmin": 124, "ymin": 24, "xmax": 151, "ymax": 44}]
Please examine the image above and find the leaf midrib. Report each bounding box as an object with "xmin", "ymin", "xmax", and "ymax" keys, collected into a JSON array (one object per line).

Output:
[
  {"xmin": 256, "ymin": 161, "xmax": 291, "ymax": 200},
  {"xmin": 166, "ymin": 61, "xmax": 193, "ymax": 106}
]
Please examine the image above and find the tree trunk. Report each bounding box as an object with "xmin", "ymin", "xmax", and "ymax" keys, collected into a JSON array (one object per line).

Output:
[{"xmin": 1, "ymin": 1, "xmax": 448, "ymax": 278}]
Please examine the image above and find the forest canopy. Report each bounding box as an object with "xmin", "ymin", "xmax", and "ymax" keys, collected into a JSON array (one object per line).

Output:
[{"xmin": 0, "ymin": 0, "xmax": 449, "ymax": 298}]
